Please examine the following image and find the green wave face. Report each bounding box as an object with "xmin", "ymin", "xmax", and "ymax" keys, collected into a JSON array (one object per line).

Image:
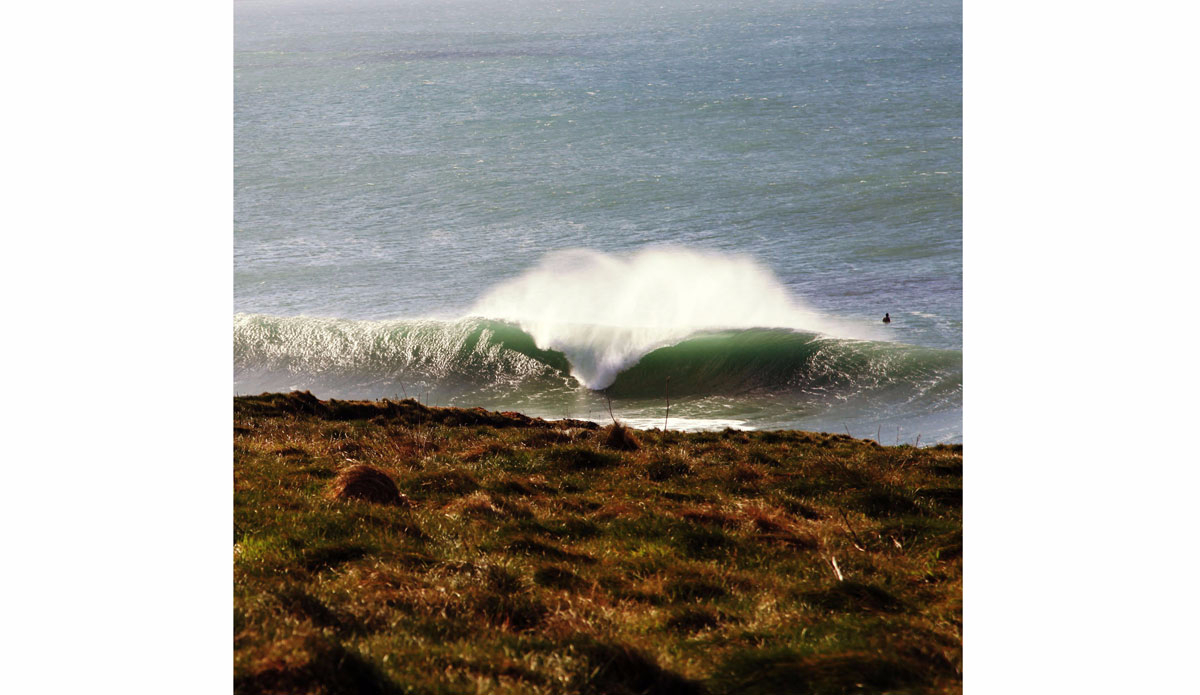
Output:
[
  {"xmin": 234, "ymin": 314, "xmax": 575, "ymax": 399},
  {"xmin": 234, "ymin": 313, "xmax": 961, "ymax": 440},
  {"xmin": 608, "ymin": 329, "xmax": 961, "ymax": 402}
]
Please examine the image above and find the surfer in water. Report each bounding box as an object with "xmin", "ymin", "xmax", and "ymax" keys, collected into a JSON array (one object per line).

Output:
[{"xmin": 882, "ymin": 313, "xmax": 891, "ymax": 324}]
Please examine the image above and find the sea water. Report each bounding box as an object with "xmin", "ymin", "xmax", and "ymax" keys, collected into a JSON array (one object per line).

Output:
[{"xmin": 235, "ymin": 0, "xmax": 962, "ymax": 442}]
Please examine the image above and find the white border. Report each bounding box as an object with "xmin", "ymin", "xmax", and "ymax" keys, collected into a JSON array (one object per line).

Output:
[{"xmin": 6, "ymin": 1, "xmax": 230, "ymax": 692}]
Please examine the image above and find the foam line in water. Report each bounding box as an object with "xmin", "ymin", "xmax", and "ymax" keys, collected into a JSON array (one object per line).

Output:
[{"xmin": 467, "ymin": 247, "xmax": 881, "ymax": 389}]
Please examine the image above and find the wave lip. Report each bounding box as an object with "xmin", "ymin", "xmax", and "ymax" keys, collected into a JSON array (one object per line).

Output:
[
  {"xmin": 468, "ymin": 247, "xmax": 883, "ymax": 389},
  {"xmin": 233, "ymin": 313, "xmax": 573, "ymax": 398}
]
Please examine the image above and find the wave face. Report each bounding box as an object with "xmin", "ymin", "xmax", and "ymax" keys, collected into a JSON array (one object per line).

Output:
[
  {"xmin": 234, "ymin": 314, "xmax": 574, "ymax": 402},
  {"xmin": 468, "ymin": 248, "xmax": 885, "ymax": 389},
  {"xmin": 607, "ymin": 329, "xmax": 960, "ymax": 401}
]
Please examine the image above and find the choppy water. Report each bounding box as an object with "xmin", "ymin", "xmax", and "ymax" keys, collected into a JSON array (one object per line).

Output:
[{"xmin": 235, "ymin": 0, "xmax": 961, "ymax": 442}]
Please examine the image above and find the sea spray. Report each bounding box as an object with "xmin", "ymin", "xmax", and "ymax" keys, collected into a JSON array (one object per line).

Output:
[{"xmin": 468, "ymin": 247, "xmax": 883, "ymax": 389}]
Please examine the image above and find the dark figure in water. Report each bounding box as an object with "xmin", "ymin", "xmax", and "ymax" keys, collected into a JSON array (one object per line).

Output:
[{"xmin": 882, "ymin": 313, "xmax": 891, "ymax": 324}]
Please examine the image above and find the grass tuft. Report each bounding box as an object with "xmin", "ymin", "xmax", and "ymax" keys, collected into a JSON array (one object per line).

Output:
[
  {"xmin": 602, "ymin": 423, "xmax": 642, "ymax": 451},
  {"xmin": 327, "ymin": 465, "xmax": 409, "ymax": 506}
]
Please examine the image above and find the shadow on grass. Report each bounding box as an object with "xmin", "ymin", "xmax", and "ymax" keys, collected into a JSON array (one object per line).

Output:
[
  {"xmin": 574, "ymin": 640, "xmax": 706, "ymax": 695},
  {"xmin": 545, "ymin": 445, "xmax": 624, "ymax": 471},
  {"xmin": 709, "ymin": 648, "xmax": 922, "ymax": 695},
  {"xmin": 401, "ymin": 469, "xmax": 480, "ymax": 497},
  {"xmin": 477, "ymin": 593, "xmax": 548, "ymax": 632},
  {"xmin": 855, "ymin": 487, "xmax": 923, "ymax": 518},
  {"xmin": 665, "ymin": 577, "xmax": 727, "ymax": 603},
  {"xmin": 301, "ymin": 543, "xmax": 372, "ymax": 572},
  {"xmin": 505, "ymin": 535, "xmax": 597, "ymax": 564},
  {"xmin": 534, "ymin": 565, "xmax": 584, "ymax": 590},
  {"xmin": 664, "ymin": 606, "xmax": 735, "ymax": 633},
  {"xmin": 235, "ymin": 639, "xmax": 400, "ymax": 695},
  {"xmin": 675, "ymin": 526, "xmax": 740, "ymax": 560},
  {"xmin": 799, "ymin": 581, "xmax": 904, "ymax": 613}
]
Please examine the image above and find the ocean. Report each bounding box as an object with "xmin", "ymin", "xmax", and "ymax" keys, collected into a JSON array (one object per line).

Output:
[{"xmin": 234, "ymin": 0, "xmax": 962, "ymax": 443}]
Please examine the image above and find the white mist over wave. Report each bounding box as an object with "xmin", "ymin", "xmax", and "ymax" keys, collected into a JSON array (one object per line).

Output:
[{"xmin": 467, "ymin": 247, "xmax": 882, "ymax": 389}]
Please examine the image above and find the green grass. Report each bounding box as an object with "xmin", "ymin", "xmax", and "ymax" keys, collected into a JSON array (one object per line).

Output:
[{"xmin": 234, "ymin": 392, "xmax": 962, "ymax": 694}]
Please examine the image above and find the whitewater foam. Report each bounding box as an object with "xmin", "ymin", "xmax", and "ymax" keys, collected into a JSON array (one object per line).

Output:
[{"xmin": 467, "ymin": 247, "xmax": 881, "ymax": 389}]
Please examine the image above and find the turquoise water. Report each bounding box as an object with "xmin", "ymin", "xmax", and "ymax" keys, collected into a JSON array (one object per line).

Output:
[{"xmin": 235, "ymin": 0, "xmax": 961, "ymax": 442}]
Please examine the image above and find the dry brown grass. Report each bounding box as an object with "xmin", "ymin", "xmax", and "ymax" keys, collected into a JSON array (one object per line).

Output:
[
  {"xmin": 602, "ymin": 423, "xmax": 641, "ymax": 451},
  {"xmin": 235, "ymin": 392, "xmax": 963, "ymax": 695},
  {"xmin": 327, "ymin": 464, "xmax": 410, "ymax": 506}
]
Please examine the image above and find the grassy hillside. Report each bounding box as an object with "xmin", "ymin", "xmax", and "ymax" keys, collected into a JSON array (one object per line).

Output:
[{"xmin": 234, "ymin": 392, "xmax": 962, "ymax": 694}]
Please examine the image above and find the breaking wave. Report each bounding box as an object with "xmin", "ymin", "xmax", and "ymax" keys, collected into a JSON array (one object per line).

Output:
[
  {"xmin": 468, "ymin": 247, "xmax": 884, "ymax": 388},
  {"xmin": 234, "ymin": 248, "xmax": 960, "ymax": 436}
]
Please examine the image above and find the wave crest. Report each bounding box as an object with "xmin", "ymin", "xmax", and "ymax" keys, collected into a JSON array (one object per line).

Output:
[{"xmin": 468, "ymin": 247, "xmax": 882, "ymax": 388}]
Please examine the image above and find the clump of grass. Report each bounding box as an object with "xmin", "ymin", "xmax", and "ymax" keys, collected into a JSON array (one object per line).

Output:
[
  {"xmin": 602, "ymin": 423, "xmax": 641, "ymax": 451},
  {"xmin": 327, "ymin": 465, "xmax": 409, "ymax": 506}
]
